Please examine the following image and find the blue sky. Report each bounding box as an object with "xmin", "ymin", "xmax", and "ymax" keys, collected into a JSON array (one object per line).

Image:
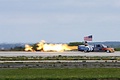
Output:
[{"xmin": 0, "ymin": 0, "xmax": 120, "ymax": 43}]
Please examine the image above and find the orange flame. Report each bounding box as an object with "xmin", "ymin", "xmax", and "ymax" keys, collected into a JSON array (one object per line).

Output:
[
  {"xmin": 25, "ymin": 40, "xmax": 77, "ymax": 52},
  {"xmin": 36, "ymin": 40, "xmax": 77, "ymax": 52}
]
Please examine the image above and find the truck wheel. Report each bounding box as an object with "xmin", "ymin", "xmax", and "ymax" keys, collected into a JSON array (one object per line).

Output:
[
  {"xmin": 106, "ymin": 50, "xmax": 110, "ymax": 53},
  {"xmin": 84, "ymin": 50, "xmax": 88, "ymax": 53}
]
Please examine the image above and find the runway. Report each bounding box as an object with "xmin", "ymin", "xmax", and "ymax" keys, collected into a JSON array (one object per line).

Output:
[{"xmin": 0, "ymin": 51, "xmax": 120, "ymax": 57}]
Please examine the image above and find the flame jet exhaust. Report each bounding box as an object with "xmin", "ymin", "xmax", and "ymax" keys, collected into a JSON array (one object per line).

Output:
[
  {"xmin": 25, "ymin": 40, "xmax": 78, "ymax": 52},
  {"xmin": 24, "ymin": 44, "xmax": 35, "ymax": 52}
]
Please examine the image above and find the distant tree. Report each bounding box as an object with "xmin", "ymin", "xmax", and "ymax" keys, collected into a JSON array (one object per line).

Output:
[
  {"xmin": 68, "ymin": 42, "xmax": 84, "ymax": 46},
  {"xmin": 114, "ymin": 48, "xmax": 120, "ymax": 51},
  {"xmin": 11, "ymin": 46, "xmax": 24, "ymax": 51}
]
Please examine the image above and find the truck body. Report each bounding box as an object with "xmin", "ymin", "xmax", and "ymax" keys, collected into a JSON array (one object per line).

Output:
[
  {"xmin": 78, "ymin": 45, "xmax": 93, "ymax": 52},
  {"xmin": 78, "ymin": 44, "xmax": 115, "ymax": 53}
]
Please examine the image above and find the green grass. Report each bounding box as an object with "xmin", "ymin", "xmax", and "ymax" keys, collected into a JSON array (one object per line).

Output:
[
  {"xmin": 115, "ymin": 48, "xmax": 120, "ymax": 51},
  {"xmin": 0, "ymin": 68, "xmax": 120, "ymax": 80}
]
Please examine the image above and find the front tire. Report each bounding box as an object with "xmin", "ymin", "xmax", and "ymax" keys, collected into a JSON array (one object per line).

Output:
[{"xmin": 106, "ymin": 50, "xmax": 110, "ymax": 53}]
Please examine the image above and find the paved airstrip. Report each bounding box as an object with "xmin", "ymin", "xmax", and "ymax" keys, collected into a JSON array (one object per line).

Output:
[{"xmin": 0, "ymin": 51, "xmax": 120, "ymax": 57}]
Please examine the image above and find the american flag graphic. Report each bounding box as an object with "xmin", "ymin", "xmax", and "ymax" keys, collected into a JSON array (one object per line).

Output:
[{"xmin": 84, "ymin": 35, "xmax": 92, "ymax": 41}]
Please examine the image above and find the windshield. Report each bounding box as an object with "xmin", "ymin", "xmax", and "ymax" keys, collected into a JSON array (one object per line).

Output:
[{"xmin": 102, "ymin": 44, "xmax": 107, "ymax": 48}]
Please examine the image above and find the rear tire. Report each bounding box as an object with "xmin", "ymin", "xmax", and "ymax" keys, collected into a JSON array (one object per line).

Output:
[{"xmin": 84, "ymin": 50, "xmax": 88, "ymax": 53}]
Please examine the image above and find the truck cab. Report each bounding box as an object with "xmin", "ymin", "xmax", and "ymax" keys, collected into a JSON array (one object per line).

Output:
[{"xmin": 93, "ymin": 44, "xmax": 114, "ymax": 53}]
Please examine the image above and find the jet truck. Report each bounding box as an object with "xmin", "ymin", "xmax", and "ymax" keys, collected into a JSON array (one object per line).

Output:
[{"xmin": 78, "ymin": 44, "xmax": 115, "ymax": 53}]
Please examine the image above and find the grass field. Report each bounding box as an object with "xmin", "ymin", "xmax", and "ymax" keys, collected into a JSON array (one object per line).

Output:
[
  {"xmin": 0, "ymin": 56, "xmax": 120, "ymax": 61},
  {"xmin": 0, "ymin": 68, "xmax": 120, "ymax": 80}
]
